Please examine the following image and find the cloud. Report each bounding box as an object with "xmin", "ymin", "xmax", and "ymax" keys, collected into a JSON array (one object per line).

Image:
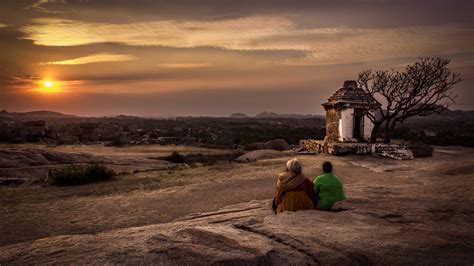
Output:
[
  {"xmin": 13, "ymin": 0, "xmax": 474, "ymax": 28},
  {"xmin": 20, "ymin": 17, "xmax": 295, "ymax": 48},
  {"xmin": 30, "ymin": 0, "xmax": 67, "ymax": 9},
  {"xmin": 39, "ymin": 53, "xmax": 138, "ymax": 65},
  {"xmin": 156, "ymin": 63, "xmax": 211, "ymax": 69},
  {"xmin": 20, "ymin": 17, "xmax": 474, "ymax": 66}
]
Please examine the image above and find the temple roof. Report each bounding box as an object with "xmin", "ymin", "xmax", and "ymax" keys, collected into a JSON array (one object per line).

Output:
[{"xmin": 322, "ymin": 80, "xmax": 380, "ymax": 110}]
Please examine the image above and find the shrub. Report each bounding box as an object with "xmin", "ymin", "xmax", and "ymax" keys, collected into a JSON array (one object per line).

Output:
[
  {"xmin": 48, "ymin": 163, "xmax": 115, "ymax": 186},
  {"xmin": 409, "ymin": 143, "xmax": 433, "ymax": 158},
  {"xmin": 165, "ymin": 151, "xmax": 185, "ymax": 164}
]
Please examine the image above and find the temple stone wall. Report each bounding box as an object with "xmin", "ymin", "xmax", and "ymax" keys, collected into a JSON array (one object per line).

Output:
[
  {"xmin": 363, "ymin": 114, "xmax": 374, "ymax": 140},
  {"xmin": 325, "ymin": 108, "xmax": 340, "ymax": 142},
  {"xmin": 338, "ymin": 108, "xmax": 354, "ymax": 142}
]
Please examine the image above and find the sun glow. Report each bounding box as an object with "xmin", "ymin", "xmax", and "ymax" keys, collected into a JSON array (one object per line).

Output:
[{"xmin": 39, "ymin": 80, "xmax": 60, "ymax": 93}]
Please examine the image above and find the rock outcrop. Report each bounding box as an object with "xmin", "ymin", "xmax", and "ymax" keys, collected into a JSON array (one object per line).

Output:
[
  {"xmin": 1, "ymin": 200, "xmax": 472, "ymax": 265},
  {"xmin": 0, "ymin": 148, "xmax": 171, "ymax": 184}
]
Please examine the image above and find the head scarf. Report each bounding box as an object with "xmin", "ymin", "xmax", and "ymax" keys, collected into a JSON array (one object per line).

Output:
[{"xmin": 277, "ymin": 158, "xmax": 306, "ymax": 191}]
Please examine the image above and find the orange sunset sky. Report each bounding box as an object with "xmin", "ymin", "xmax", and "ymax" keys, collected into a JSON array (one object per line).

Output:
[{"xmin": 1, "ymin": 0, "xmax": 473, "ymax": 116}]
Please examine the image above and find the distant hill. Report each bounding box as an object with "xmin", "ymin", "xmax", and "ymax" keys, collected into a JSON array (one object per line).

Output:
[
  {"xmin": 404, "ymin": 107, "xmax": 474, "ymax": 121},
  {"xmin": 0, "ymin": 110, "xmax": 76, "ymax": 119},
  {"xmin": 372, "ymin": 106, "xmax": 474, "ymax": 121},
  {"xmin": 229, "ymin": 113, "xmax": 249, "ymax": 119},
  {"xmin": 255, "ymin": 111, "xmax": 323, "ymax": 119},
  {"xmin": 430, "ymin": 108, "xmax": 474, "ymax": 120},
  {"xmin": 229, "ymin": 111, "xmax": 323, "ymax": 119}
]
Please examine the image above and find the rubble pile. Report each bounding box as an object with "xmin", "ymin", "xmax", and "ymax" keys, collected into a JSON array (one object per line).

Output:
[
  {"xmin": 373, "ymin": 144, "xmax": 414, "ymax": 160},
  {"xmin": 300, "ymin": 139, "xmax": 416, "ymax": 160}
]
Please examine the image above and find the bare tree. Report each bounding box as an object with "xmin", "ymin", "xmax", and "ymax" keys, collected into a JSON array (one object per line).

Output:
[{"xmin": 358, "ymin": 58, "xmax": 462, "ymax": 143}]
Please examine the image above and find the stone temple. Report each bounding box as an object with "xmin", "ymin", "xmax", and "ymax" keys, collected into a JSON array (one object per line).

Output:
[
  {"xmin": 300, "ymin": 80, "xmax": 413, "ymax": 159},
  {"xmin": 322, "ymin": 80, "xmax": 380, "ymax": 143}
]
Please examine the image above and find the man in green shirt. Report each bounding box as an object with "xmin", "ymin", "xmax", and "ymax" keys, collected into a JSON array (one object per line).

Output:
[{"xmin": 313, "ymin": 161, "xmax": 345, "ymax": 211}]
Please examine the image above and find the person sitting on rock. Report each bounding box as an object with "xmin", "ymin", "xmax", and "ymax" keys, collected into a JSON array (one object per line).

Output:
[
  {"xmin": 312, "ymin": 161, "xmax": 345, "ymax": 211},
  {"xmin": 272, "ymin": 158, "xmax": 315, "ymax": 213}
]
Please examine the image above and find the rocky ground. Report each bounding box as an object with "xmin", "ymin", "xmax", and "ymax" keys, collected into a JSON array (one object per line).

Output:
[{"xmin": 0, "ymin": 144, "xmax": 473, "ymax": 265}]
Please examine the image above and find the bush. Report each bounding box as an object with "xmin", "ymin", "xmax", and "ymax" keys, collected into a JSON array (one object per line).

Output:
[
  {"xmin": 165, "ymin": 151, "xmax": 185, "ymax": 163},
  {"xmin": 409, "ymin": 143, "xmax": 433, "ymax": 158},
  {"xmin": 48, "ymin": 163, "xmax": 115, "ymax": 186}
]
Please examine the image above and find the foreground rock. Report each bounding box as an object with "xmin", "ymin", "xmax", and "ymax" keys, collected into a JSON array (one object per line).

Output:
[
  {"xmin": 1, "ymin": 200, "xmax": 472, "ymax": 265},
  {"xmin": 1, "ymin": 146, "xmax": 473, "ymax": 264}
]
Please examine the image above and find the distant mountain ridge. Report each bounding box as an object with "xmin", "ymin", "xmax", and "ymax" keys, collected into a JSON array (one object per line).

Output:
[
  {"xmin": 229, "ymin": 113, "xmax": 249, "ymax": 119},
  {"xmin": 413, "ymin": 108, "xmax": 474, "ymax": 120},
  {"xmin": 374, "ymin": 106, "xmax": 474, "ymax": 121},
  {"xmin": 0, "ymin": 110, "xmax": 76, "ymax": 119},
  {"xmin": 2, "ymin": 109, "xmax": 472, "ymax": 121},
  {"xmin": 255, "ymin": 111, "xmax": 318, "ymax": 119},
  {"xmin": 229, "ymin": 111, "xmax": 324, "ymax": 119}
]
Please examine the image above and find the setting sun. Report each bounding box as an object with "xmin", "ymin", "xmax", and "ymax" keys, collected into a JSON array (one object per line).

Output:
[
  {"xmin": 39, "ymin": 80, "xmax": 60, "ymax": 93},
  {"xmin": 44, "ymin": 81, "xmax": 53, "ymax": 87}
]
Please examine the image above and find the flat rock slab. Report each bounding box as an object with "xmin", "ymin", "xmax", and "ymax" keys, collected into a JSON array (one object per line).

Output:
[{"xmin": 1, "ymin": 200, "xmax": 473, "ymax": 265}]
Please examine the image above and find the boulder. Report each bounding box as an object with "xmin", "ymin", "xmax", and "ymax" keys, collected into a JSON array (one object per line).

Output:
[
  {"xmin": 244, "ymin": 142, "xmax": 265, "ymax": 151},
  {"xmin": 263, "ymin": 139, "xmax": 290, "ymax": 151},
  {"xmin": 235, "ymin": 150, "xmax": 295, "ymax": 163}
]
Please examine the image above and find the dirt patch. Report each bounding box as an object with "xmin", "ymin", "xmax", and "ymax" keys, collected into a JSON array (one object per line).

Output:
[
  {"xmin": 441, "ymin": 164, "xmax": 474, "ymax": 176},
  {"xmin": 152, "ymin": 150, "xmax": 244, "ymax": 165}
]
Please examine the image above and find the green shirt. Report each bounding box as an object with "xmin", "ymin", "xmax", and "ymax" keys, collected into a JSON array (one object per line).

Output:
[{"xmin": 313, "ymin": 173, "xmax": 345, "ymax": 211}]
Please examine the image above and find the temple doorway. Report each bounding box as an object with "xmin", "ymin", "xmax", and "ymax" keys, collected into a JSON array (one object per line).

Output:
[{"xmin": 353, "ymin": 108, "xmax": 364, "ymax": 139}]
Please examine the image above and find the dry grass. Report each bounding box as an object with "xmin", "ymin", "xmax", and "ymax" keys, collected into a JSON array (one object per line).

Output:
[{"xmin": 0, "ymin": 143, "xmax": 226, "ymax": 157}]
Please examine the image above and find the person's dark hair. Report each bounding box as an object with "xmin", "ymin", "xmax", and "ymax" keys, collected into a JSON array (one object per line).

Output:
[{"xmin": 322, "ymin": 161, "xmax": 332, "ymax": 173}]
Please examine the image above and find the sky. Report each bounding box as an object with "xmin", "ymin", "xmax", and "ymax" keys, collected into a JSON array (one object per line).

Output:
[{"xmin": 0, "ymin": 0, "xmax": 473, "ymax": 117}]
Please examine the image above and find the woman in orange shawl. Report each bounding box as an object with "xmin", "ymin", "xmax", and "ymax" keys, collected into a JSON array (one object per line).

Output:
[{"xmin": 272, "ymin": 158, "xmax": 315, "ymax": 213}]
